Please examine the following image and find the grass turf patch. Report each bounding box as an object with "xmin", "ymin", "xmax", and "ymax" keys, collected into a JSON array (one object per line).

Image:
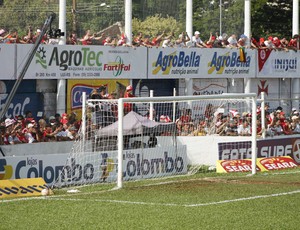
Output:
[{"xmin": 1, "ymin": 169, "xmax": 300, "ymax": 229}]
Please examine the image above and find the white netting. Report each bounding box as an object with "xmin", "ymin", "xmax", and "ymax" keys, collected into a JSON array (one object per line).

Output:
[{"xmin": 53, "ymin": 94, "xmax": 256, "ymax": 188}]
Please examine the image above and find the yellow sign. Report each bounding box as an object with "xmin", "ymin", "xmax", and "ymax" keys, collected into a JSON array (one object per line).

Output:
[
  {"xmin": 217, "ymin": 156, "xmax": 298, "ymax": 173},
  {"xmin": 67, "ymin": 79, "xmax": 130, "ymax": 118},
  {"xmin": 0, "ymin": 178, "xmax": 49, "ymax": 199}
]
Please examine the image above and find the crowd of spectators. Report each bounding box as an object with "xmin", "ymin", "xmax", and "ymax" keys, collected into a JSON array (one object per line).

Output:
[
  {"xmin": 0, "ymin": 26, "xmax": 299, "ymax": 50},
  {"xmin": 169, "ymin": 104, "xmax": 300, "ymax": 137},
  {"xmin": 1, "ymin": 95, "xmax": 300, "ymax": 145},
  {"xmin": 0, "ymin": 110, "xmax": 80, "ymax": 145},
  {"xmin": 0, "ymin": 84, "xmax": 135, "ymax": 146}
]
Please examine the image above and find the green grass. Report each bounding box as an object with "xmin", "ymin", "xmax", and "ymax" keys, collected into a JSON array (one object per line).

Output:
[{"xmin": 1, "ymin": 169, "xmax": 300, "ymax": 230}]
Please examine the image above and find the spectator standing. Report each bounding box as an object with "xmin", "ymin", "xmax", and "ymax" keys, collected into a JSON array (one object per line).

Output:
[
  {"xmin": 206, "ymin": 33, "xmax": 217, "ymax": 48},
  {"xmin": 80, "ymin": 30, "xmax": 93, "ymax": 45},
  {"xmin": 151, "ymin": 31, "xmax": 165, "ymax": 47},
  {"xmin": 103, "ymin": 36, "xmax": 117, "ymax": 46},
  {"xmin": 288, "ymin": 34, "xmax": 299, "ymax": 50},
  {"xmin": 175, "ymin": 32, "xmax": 190, "ymax": 48},
  {"xmin": 32, "ymin": 29, "xmax": 47, "ymax": 44},
  {"xmin": 191, "ymin": 31, "xmax": 206, "ymax": 48},
  {"xmin": 225, "ymin": 120, "xmax": 238, "ymax": 136},
  {"xmin": 60, "ymin": 113, "xmax": 69, "ymax": 125},
  {"xmin": 89, "ymin": 88, "xmax": 102, "ymax": 127},
  {"xmin": 65, "ymin": 126, "xmax": 78, "ymax": 140},
  {"xmin": 237, "ymin": 120, "xmax": 251, "ymax": 136},
  {"xmin": 67, "ymin": 32, "xmax": 78, "ymax": 45},
  {"xmin": 227, "ymin": 34, "xmax": 238, "ymax": 48},
  {"xmin": 25, "ymin": 123, "xmax": 37, "ymax": 143},
  {"xmin": 124, "ymin": 85, "xmax": 135, "ymax": 115},
  {"xmin": 0, "ymin": 29, "xmax": 9, "ymax": 43},
  {"xmin": 117, "ymin": 33, "xmax": 127, "ymax": 46},
  {"xmin": 264, "ymin": 36, "xmax": 275, "ymax": 49},
  {"xmin": 6, "ymin": 29, "xmax": 21, "ymax": 44},
  {"xmin": 133, "ymin": 32, "xmax": 143, "ymax": 46},
  {"xmin": 24, "ymin": 110, "xmax": 34, "ymax": 123},
  {"xmin": 238, "ymin": 34, "xmax": 248, "ymax": 48}
]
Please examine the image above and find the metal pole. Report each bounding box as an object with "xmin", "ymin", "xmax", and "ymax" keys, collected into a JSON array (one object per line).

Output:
[
  {"xmin": 0, "ymin": 13, "xmax": 56, "ymax": 120},
  {"xmin": 219, "ymin": 0, "xmax": 222, "ymax": 35},
  {"xmin": 186, "ymin": 0, "xmax": 193, "ymax": 39},
  {"xmin": 81, "ymin": 92, "xmax": 86, "ymax": 151},
  {"xmin": 57, "ymin": 0, "xmax": 67, "ymax": 115},
  {"xmin": 292, "ymin": 0, "xmax": 299, "ymax": 110},
  {"xmin": 149, "ymin": 90, "xmax": 154, "ymax": 120},
  {"xmin": 173, "ymin": 88, "xmax": 176, "ymax": 122},
  {"xmin": 117, "ymin": 98, "xmax": 124, "ymax": 188},
  {"xmin": 72, "ymin": 0, "xmax": 77, "ymax": 34},
  {"xmin": 251, "ymin": 95, "xmax": 257, "ymax": 175},
  {"xmin": 125, "ymin": 0, "xmax": 132, "ymax": 45},
  {"xmin": 244, "ymin": 0, "xmax": 251, "ymax": 47},
  {"xmin": 261, "ymin": 92, "xmax": 266, "ymax": 139}
]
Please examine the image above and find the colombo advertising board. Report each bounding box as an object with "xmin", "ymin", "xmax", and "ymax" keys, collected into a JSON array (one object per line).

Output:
[
  {"xmin": 218, "ymin": 136, "xmax": 300, "ymax": 164},
  {"xmin": 0, "ymin": 146, "xmax": 187, "ymax": 186},
  {"xmin": 148, "ymin": 47, "xmax": 256, "ymax": 79},
  {"xmin": 16, "ymin": 44, "xmax": 147, "ymax": 79}
]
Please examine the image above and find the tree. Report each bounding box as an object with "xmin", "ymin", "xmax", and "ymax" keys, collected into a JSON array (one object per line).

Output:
[
  {"xmin": 252, "ymin": 0, "xmax": 294, "ymax": 38},
  {"xmin": 132, "ymin": 15, "xmax": 183, "ymax": 37},
  {"xmin": 192, "ymin": 0, "xmax": 295, "ymax": 41}
]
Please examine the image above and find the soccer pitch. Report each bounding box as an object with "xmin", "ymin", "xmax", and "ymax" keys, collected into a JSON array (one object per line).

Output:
[{"xmin": 1, "ymin": 169, "xmax": 300, "ymax": 230}]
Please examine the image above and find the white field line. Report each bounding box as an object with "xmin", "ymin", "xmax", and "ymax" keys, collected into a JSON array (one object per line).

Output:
[
  {"xmin": 2, "ymin": 170, "xmax": 300, "ymax": 205},
  {"xmin": 2, "ymin": 189, "xmax": 300, "ymax": 207},
  {"xmin": 45, "ymin": 189, "xmax": 300, "ymax": 207}
]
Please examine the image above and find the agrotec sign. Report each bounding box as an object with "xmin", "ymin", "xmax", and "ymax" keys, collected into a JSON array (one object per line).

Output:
[{"xmin": 16, "ymin": 44, "xmax": 147, "ymax": 79}]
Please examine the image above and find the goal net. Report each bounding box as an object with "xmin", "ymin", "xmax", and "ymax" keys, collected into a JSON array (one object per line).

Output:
[{"xmin": 52, "ymin": 93, "xmax": 257, "ymax": 189}]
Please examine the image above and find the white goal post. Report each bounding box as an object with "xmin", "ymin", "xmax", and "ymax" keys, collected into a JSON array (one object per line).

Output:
[
  {"xmin": 53, "ymin": 92, "xmax": 257, "ymax": 189},
  {"xmin": 116, "ymin": 93, "xmax": 257, "ymax": 188}
]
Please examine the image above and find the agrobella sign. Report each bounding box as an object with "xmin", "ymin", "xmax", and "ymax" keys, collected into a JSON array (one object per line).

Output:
[
  {"xmin": 148, "ymin": 47, "xmax": 256, "ymax": 78},
  {"xmin": 208, "ymin": 51, "xmax": 251, "ymax": 75},
  {"xmin": 17, "ymin": 44, "xmax": 147, "ymax": 79},
  {"xmin": 149, "ymin": 48, "xmax": 201, "ymax": 78}
]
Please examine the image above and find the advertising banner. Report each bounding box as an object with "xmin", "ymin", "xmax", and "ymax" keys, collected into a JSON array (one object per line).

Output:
[
  {"xmin": 0, "ymin": 145, "xmax": 187, "ymax": 186},
  {"xmin": 67, "ymin": 79, "xmax": 129, "ymax": 116},
  {"xmin": 192, "ymin": 78, "xmax": 227, "ymax": 96},
  {"xmin": 216, "ymin": 156, "xmax": 297, "ymax": 173},
  {"xmin": 0, "ymin": 92, "xmax": 44, "ymax": 119},
  {"xmin": 0, "ymin": 44, "xmax": 16, "ymax": 79},
  {"xmin": 218, "ymin": 136, "xmax": 300, "ymax": 164},
  {"xmin": 258, "ymin": 49, "xmax": 300, "ymax": 78},
  {"xmin": 148, "ymin": 47, "xmax": 256, "ymax": 79},
  {"xmin": 16, "ymin": 44, "xmax": 147, "ymax": 79},
  {"xmin": 0, "ymin": 178, "xmax": 48, "ymax": 199}
]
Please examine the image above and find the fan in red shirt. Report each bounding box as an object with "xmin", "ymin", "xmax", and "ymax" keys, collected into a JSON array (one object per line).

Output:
[
  {"xmin": 179, "ymin": 109, "xmax": 192, "ymax": 125},
  {"xmin": 288, "ymin": 34, "xmax": 299, "ymax": 50},
  {"xmin": 151, "ymin": 31, "xmax": 165, "ymax": 47},
  {"xmin": 124, "ymin": 85, "xmax": 135, "ymax": 114}
]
